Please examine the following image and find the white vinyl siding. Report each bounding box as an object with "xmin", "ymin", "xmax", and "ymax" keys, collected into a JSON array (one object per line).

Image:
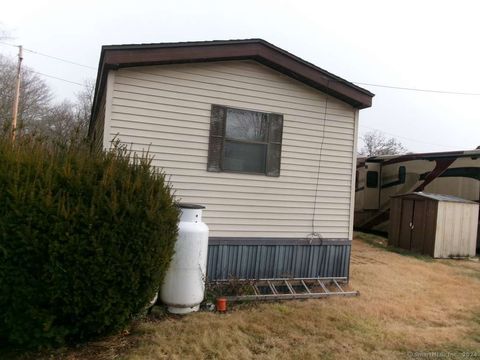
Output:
[{"xmin": 105, "ymin": 60, "xmax": 357, "ymax": 238}]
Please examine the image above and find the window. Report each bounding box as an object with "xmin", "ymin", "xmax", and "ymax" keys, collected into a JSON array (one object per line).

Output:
[
  {"xmin": 207, "ymin": 105, "xmax": 283, "ymax": 176},
  {"xmin": 398, "ymin": 166, "xmax": 406, "ymax": 184},
  {"xmin": 366, "ymin": 171, "xmax": 379, "ymax": 188}
]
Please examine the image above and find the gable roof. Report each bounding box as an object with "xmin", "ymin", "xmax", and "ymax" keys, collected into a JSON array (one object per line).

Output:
[{"xmin": 89, "ymin": 39, "xmax": 374, "ymax": 136}]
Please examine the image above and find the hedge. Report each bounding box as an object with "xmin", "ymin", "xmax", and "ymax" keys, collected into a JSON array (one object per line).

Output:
[{"xmin": 0, "ymin": 136, "xmax": 179, "ymax": 348}]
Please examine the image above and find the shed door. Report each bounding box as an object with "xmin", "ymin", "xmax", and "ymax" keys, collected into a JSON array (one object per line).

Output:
[
  {"xmin": 398, "ymin": 199, "xmax": 414, "ymax": 249},
  {"xmin": 364, "ymin": 163, "xmax": 381, "ymax": 210},
  {"xmin": 411, "ymin": 200, "xmax": 426, "ymax": 253},
  {"xmin": 398, "ymin": 199, "xmax": 427, "ymax": 252}
]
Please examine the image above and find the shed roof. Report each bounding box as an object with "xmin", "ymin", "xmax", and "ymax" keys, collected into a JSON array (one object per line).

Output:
[
  {"xmin": 392, "ymin": 192, "xmax": 479, "ymax": 204},
  {"xmin": 88, "ymin": 39, "xmax": 374, "ymax": 136}
]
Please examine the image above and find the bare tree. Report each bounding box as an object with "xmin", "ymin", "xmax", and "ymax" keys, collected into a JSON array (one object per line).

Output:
[
  {"xmin": 0, "ymin": 54, "xmax": 51, "ymax": 132},
  {"xmin": 33, "ymin": 80, "xmax": 94, "ymax": 145},
  {"xmin": 32, "ymin": 100, "xmax": 75, "ymax": 141},
  {"xmin": 0, "ymin": 54, "xmax": 94, "ymax": 143},
  {"xmin": 73, "ymin": 79, "xmax": 94, "ymax": 135},
  {"xmin": 359, "ymin": 130, "xmax": 407, "ymax": 157}
]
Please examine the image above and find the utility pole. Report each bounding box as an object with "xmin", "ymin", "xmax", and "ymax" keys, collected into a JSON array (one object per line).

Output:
[{"xmin": 11, "ymin": 45, "xmax": 23, "ymax": 142}]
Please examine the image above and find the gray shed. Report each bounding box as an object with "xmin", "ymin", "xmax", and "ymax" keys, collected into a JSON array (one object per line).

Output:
[{"xmin": 389, "ymin": 192, "xmax": 479, "ymax": 258}]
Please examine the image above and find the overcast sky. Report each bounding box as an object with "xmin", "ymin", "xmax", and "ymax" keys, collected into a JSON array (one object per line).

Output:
[{"xmin": 1, "ymin": 0, "xmax": 479, "ymax": 153}]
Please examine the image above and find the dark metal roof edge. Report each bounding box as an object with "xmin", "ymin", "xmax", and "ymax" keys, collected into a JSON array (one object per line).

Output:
[
  {"xmin": 101, "ymin": 38, "xmax": 267, "ymax": 51},
  {"xmin": 99, "ymin": 39, "xmax": 374, "ymax": 97}
]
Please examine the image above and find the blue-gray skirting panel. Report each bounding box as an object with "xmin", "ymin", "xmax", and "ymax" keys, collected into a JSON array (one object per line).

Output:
[{"xmin": 206, "ymin": 238, "xmax": 351, "ymax": 281}]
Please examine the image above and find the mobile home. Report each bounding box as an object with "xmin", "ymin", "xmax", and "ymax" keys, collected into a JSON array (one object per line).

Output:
[{"xmin": 89, "ymin": 39, "xmax": 374, "ymax": 280}]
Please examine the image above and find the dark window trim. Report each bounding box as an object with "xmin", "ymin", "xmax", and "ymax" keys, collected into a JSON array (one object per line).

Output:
[{"xmin": 208, "ymin": 104, "xmax": 283, "ymax": 177}]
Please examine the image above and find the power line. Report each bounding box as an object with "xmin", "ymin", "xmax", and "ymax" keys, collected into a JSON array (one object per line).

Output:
[
  {"xmin": 0, "ymin": 41, "xmax": 17, "ymax": 48},
  {"xmin": 31, "ymin": 70, "xmax": 85, "ymax": 87},
  {"xmin": 354, "ymin": 82, "xmax": 480, "ymax": 96},
  {"xmin": 0, "ymin": 41, "xmax": 87, "ymax": 87},
  {"xmin": 0, "ymin": 41, "xmax": 96, "ymax": 70},
  {"xmin": 359, "ymin": 124, "xmax": 458, "ymax": 150},
  {"xmin": 23, "ymin": 48, "xmax": 96, "ymax": 70}
]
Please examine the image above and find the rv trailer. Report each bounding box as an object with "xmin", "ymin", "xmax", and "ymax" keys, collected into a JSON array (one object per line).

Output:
[{"xmin": 354, "ymin": 149, "xmax": 480, "ymax": 249}]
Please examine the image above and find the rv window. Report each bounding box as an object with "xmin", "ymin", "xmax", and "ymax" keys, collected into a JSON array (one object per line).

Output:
[
  {"xmin": 207, "ymin": 105, "xmax": 283, "ymax": 176},
  {"xmin": 366, "ymin": 171, "xmax": 378, "ymax": 188},
  {"xmin": 398, "ymin": 166, "xmax": 406, "ymax": 184}
]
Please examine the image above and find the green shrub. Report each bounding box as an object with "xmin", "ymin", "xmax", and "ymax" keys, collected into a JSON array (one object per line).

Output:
[{"xmin": 0, "ymin": 136, "xmax": 179, "ymax": 348}]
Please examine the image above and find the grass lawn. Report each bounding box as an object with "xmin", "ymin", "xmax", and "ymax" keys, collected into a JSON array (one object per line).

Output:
[{"xmin": 9, "ymin": 233, "xmax": 480, "ymax": 359}]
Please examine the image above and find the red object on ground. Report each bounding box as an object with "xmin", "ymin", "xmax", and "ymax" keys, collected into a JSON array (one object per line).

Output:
[{"xmin": 216, "ymin": 297, "xmax": 227, "ymax": 312}]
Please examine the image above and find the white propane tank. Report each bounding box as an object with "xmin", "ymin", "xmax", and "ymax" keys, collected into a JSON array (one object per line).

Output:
[{"xmin": 160, "ymin": 203, "xmax": 209, "ymax": 314}]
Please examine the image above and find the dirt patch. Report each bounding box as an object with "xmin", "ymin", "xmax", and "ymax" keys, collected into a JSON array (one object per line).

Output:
[{"xmin": 350, "ymin": 253, "xmax": 388, "ymax": 265}]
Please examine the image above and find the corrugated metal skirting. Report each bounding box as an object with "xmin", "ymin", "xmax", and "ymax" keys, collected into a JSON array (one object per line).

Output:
[{"xmin": 206, "ymin": 243, "xmax": 351, "ymax": 281}]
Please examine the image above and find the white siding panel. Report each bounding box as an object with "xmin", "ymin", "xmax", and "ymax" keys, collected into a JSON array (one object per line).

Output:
[
  {"xmin": 434, "ymin": 202, "xmax": 478, "ymax": 258},
  {"xmin": 107, "ymin": 60, "xmax": 357, "ymax": 238},
  {"xmin": 162, "ymin": 166, "xmax": 353, "ymax": 181},
  {"xmin": 114, "ymin": 81, "xmax": 331, "ymax": 116},
  {"xmin": 115, "ymin": 69, "xmax": 353, "ymax": 115},
  {"xmin": 168, "ymin": 182, "xmax": 349, "ymax": 197},
  {"xmin": 170, "ymin": 175, "xmax": 351, "ymax": 189},
  {"xmin": 112, "ymin": 95, "xmax": 352, "ymax": 125}
]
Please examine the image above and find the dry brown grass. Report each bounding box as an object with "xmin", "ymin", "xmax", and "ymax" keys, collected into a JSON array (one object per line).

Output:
[{"xmin": 9, "ymin": 233, "xmax": 480, "ymax": 359}]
